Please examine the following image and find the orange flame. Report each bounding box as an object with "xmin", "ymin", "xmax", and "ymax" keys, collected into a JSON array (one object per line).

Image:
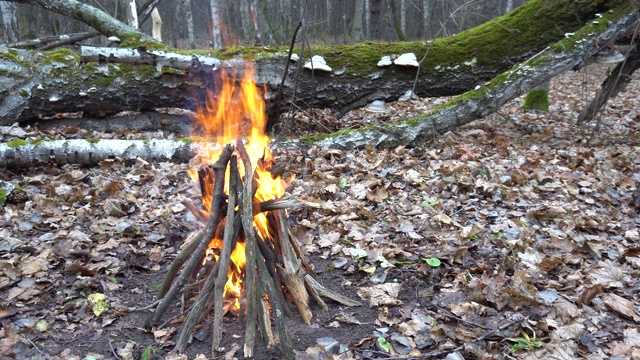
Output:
[{"xmin": 189, "ymin": 64, "xmax": 284, "ymax": 303}]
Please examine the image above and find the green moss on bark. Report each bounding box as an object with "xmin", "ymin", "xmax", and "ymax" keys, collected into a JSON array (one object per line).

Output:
[
  {"xmin": 524, "ymin": 89, "xmax": 550, "ymax": 111},
  {"xmin": 6, "ymin": 139, "xmax": 29, "ymax": 148}
]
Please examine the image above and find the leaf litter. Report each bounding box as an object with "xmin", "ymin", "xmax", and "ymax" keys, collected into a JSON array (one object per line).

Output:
[{"xmin": 1, "ymin": 63, "xmax": 639, "ymax": 359}]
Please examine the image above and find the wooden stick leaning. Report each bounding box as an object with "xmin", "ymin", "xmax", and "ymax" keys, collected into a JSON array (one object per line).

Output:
[
  {"xmin": 236, "ymin": 140, "xmax": 295, "ymax": 360},
  {"xmin": 211, "ymin": 156, "xmax": 239, "ymax": 355},
  {"xmin": 147, "ymin": 144, "xmax": 234, "ymax": 329},
  {"xmin": 236, "ymin": 140, "xmax": 258, "ymax": 358}
]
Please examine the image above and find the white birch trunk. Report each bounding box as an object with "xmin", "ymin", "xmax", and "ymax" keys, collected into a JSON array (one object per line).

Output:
[
  {"xmin": 210, "ymin": 0, "xmax": 222, "ymax": 48},
  {"xmin": 0, "ymin": 139, "xmax": 194, "ymax": 168},
  {"xmin": 151, "ymin": 8, "xmax": 162, "ymax": 42},
  {"xmin": 124, "ymin": 0, "xmax": 138, "ymax": 29}
]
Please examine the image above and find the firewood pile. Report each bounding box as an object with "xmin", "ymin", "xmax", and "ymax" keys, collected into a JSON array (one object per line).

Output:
[{"xmin": 145, "ymin": 141, "xmax": 360, "ymax": 359}]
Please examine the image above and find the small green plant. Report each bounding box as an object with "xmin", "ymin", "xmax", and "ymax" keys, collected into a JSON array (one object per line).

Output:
[
  {"xmin": 326, "ymin": 263, "xmax": 336, "ymax": 271},
  {"xmin": 338, "ymin": 178, "xmax": 348, "ymax": 188},
  {"xmin": 385, "ymin": 197, "xmax": 396, "ymax": 204},
  {"xmin": 141, "ymin": 346, "xmax": 153, "ymax": 360},
  {"xmin": 422, "ymin": 199, "xmax": 438, "ymax": 207},
  {"xmin": 340, "ymin": 237, "xmax": 352, "ymax": 245},
  {"xmin": 392, "ymin": 260, "xmax": 412, "ymax": 266},
  {"xmin": 507, "ymin": 326, "xmax": 542, "ymax": 353},
  {"xmin": 151, "ymin": 284, "xmax": 162, "ymax": 290},
  {"xmin": 377, "ymin": 337, "xmax": 391, "ymax": 352},
  {"xmin": 423, "ymin": 257, "xmax": 441, "ymax": 267},
  {"xmin": 494, "ymin": 232, "xmax": 503, "ymax": 239}
]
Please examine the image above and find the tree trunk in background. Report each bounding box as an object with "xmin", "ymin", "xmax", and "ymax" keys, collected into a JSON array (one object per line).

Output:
[
  {"xmin": 326, "ymin": 0, "xmax": 331, "ymax": 32},
  {"xmin": 390, "ymin": 0, "xmax": 406, "ymax": 41},
  {"xmin": 364, "ymin": 0, "xmax": 370, "ymax": 38},
  {"xmin": 505, "ymin": 0, "xmax": 514, "ymax": 13},
  {"xmin": 400, "ymin": 0, "xmax": 406, "ymax": 37},
  {"xmin": 122, "ymin": 0, "xmax": 138, "ymax": 29},
  {"xmin": 209, "ymin": 0, "xmax": 222, "ymax": 48},
  {"xmin": 249, "ymin": 0, "xmax": 262, "ymax": 45},
  {"xmin": 351, "ymin": 0, "xmax": 363, "ymax": 41},
  {"xmin": 279, "ymin": 0, "xmax": 291, "ymax": 39},
  {"xmin": 422, "ymin": 0, "xmax": 432, "ymax": 38},
  {"xmin": 239, "ymin": 0, "xmax": 251, "ymax": 44},
  {"xmin": 1, "ymin": 2, "xmax": 19, "ymax": 43},
  {"xmin": 180, "ymin": 0, "xmax": 195, "ymax": 48},
  {"xmin": 258, "ymin": 1, "xmax": 275, "ymax": 44}
]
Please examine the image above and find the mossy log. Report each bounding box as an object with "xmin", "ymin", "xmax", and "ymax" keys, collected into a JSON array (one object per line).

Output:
[
  {"xmin": 0, "ymin": 0, "xmax": 630, "ymax": 125},
  {"xmin": 311, "ymin": 8, "xmax": 637, "ymax": 150}
]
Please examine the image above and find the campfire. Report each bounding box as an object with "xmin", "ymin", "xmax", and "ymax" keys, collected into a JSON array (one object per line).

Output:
[{"xmin": 146, "ymin": 65, "xmax": 360, "ymax": 358}]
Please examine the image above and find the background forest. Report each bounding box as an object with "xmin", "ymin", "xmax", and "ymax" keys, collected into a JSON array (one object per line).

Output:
[{"xmin": 1, "ymin": 0, "xmax": 527, "ymax": 48}]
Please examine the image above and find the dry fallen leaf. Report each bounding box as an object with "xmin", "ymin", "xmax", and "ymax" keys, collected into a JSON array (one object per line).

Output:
[
  {"xmin": 603, "ymin": 293, "xmax": 640, "ymax": 322},
  {"xmin": 358, "ymin": 283, "xmax": 402, "ymax": 307}
]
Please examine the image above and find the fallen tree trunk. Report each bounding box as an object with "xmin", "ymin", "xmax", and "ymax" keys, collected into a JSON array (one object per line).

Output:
[
  {"xmin": 0, "ymin": 138, "xmax": 194, "ymax": 168},
  {"xmin": 0, "ymin": 0, "xmax": 628, "ymax": 124},
  {"xmin": 311, "ymin": 8, "xmax": 638, "ymax": 150}
]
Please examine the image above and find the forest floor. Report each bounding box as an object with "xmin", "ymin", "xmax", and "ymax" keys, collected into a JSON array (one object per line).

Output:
[{"xmin": 1, "ymin": 63, "xmax": 639, "ymax": 360}]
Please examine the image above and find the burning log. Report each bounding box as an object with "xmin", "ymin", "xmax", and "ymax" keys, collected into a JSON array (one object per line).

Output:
[{"xmin": 146, "ymin": 64, "xmax": 360, "ymax": 359}]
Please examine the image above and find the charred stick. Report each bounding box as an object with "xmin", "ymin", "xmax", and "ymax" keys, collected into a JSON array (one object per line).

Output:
[
  {"xmin": 212, "ymin": 156, "xmax": 239, "ymax": 354},
  {"xmin": 149, "ymin": 144, "xmax": 234, "ymax": 328},
  {"xmin": 185, "ymin": 195, "xmax": 300, "ymax": 225}
]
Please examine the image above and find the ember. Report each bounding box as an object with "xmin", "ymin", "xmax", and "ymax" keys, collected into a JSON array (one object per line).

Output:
[{"xmin": 147, "ymin": 64, "xmax": 359, "ymax": 359}]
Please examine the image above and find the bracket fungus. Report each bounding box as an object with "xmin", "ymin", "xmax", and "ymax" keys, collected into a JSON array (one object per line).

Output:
[
  {"xmin": 394, "ymin": 53, "xmax": 419, "ymax": 67},
  {"xmin": 377, "ymin": 56, "xmax": 392, "ymax": 67},
  {"xmin": 289, "ymin": 53, "xmax": 299, "ymax": 62},
  {"xmin": 365, "ymin": 100, "xmax": 391, "ymax": 114},
  {"xmin": 398, "ymin": 90, "xmax": 418, "ymax": 101},
  {"xmin": 303, "ymin": 55, "xmax": 332, "ymax": 72}
]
